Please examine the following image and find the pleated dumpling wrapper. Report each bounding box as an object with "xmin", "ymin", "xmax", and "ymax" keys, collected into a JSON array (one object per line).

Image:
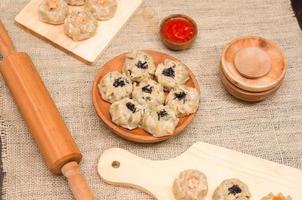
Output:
[
  {"xmin": 166, "ymin": 85, "xmax": 199, "ymax": 117},
  {"xmin": 142, "ymin": 105, "xmax": 179, "ymax": 137},
  {"xmin": 109, "ymin": 98, "xmax": 144, "ymax": 130},
  {"xmin": 66, "ymin": 0, "xmax": 86, "ymax": 6},
  {"xmin": 213, "ymin": 178, "xmax": 251, "ymax": 200},
  {"xmin": 155, "ymin": 59, "xmax": 189, "ymax": 91},
  {"xmin": 85, "ymin": 0, "xmax": 118, "ymax": 21},
  {"xmin": 39, "ymin": 0, "xmax": 68, "ymax": 25},
  {"xmin": 123, "ymin": 51, "xmax": 156, "ymax": 82},
  {"xmin": 173, "ymin": 169, "xmax": 208, "ymax": 200},
  {"xmin": 132, "ymin": 79, "xmax": 165, "ymax": 108},
  {"xmin": 261, "ymin": 193, "xmax": 292, "ymax": 200},
  {"xmin": 98, "ymin": 71, "xmax": 133, "ymax": 103}
]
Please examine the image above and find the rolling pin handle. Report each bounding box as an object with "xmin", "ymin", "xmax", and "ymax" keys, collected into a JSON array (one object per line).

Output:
[
  {"xmin": 0, "ymin": 20, "xmax": 15, "ymax": 56},
  {"xmin": 61, "ymin": 162, "xmax": 95, "ymax": 200}
]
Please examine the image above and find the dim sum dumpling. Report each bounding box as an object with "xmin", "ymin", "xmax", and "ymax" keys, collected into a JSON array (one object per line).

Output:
[
  {"xmin": 173, "ymin": 169, "xmax": 208, "ymax": 200},
  {"xmin": 123, "ymin": 51, "xmax": 156, "ymax": 82},
  {"xmin": 64, "ymin": 11, "xmax": 98, "ymax": 41},
  {"xmin": 66, "ymin": 0, "xmax": 86, "ymax": 6},
  {"xmin": 166, "ymin": 85, "xmax": 199, "ymax": 117},
  {"xmin": 213, "ymin": 179, "xmax": 251, "ymax": 200},
  {"xmin": 109, "ymin": 98, "xmax": 144, "ymax": 130},
  {"xmin": 132, "ymin": 79, "xmax": 165, "ymax": 108},
  {"xmin": 98, "ymin": 71, "xmax": 133, "ymax": 103},
  {"xmin": 261, "ymin": 193, "xmax": 292, "ymax": 200},
  {"xmin": 85, "ymin": 0, "xmax": 117, "ymax": 21},
  {"xmin": 142, "ymin": 105, "xmax": 179, "ymax": 137},
  {"xmin": 155, "ymin": 59, "xmax": 189, "ymax": 90},
  {"xmin": 39, "ymin": 0, "xmax": 68, "ymax": 25}
]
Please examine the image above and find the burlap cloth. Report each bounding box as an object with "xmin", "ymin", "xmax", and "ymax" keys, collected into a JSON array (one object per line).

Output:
[{"xmin": 1, "ymin": 0, "xmax": 302, "ymax": 199}]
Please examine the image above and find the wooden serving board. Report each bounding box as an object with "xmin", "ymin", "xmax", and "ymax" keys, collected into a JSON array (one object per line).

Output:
[
  {"xmin": 98, "ymin": 142, "xmax": 302, "ymax": 200},
  {"xmin": 15, "ymin": 0, "xmax": 143, "ymax": 64}
]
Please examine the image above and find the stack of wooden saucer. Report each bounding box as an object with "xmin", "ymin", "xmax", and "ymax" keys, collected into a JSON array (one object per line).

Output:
[{"xmin": 220, "ymin": 36, "xmax": 287, "ymax": 102}]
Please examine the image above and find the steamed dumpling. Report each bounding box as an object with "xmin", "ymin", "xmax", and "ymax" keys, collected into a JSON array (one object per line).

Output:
[
  {"xmin": 142, "ymin": 105, "xmax": 179, "ymax": 137},
  {"xmin": 98, "ymin": 71, "xmax": 133, "ymax": 103},
  {"xmin": 39, "ymin": 0, "xmax": 68, "ymax": 25},
  {"xmin": 166, "ymin": 85, "xmax": 200, "ymax": 117},
  {"xmin": 123, "ymin": 51, "xmax": 156, "ymax": 82},
  {"xmin": 66, "ymin": 0, "xmax": 86, "ymax": 6},
  {"xmin": 173, "ymin": 169, "xmax": 208, "ymax": 200},
  {"xmin": 109, "ymin": 98, "xmax": 144, "ymax": 130},
  {"xmin": 261, "ymin": 193, "xmax": 292, "ymax": 200},
  {"xmin": 213, "ymin": 179, "xmax": 251, "ymax": 200},
  {"xmin": 85, "ymin": 0, "xmax": 117, "ymax": 21},
  {"xmin": 64, "ymin": 11, "xmax": 98, "ymax": 41},
  {"xmin": 132, "ymin": 79, "xmax": 165, "ymax": 108},
  {"xmin": 155, "ymin": 59, "xmax": 189, "ymax": 90}
]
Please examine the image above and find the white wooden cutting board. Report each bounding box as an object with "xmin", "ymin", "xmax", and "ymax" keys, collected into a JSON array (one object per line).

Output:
[
  {"xmin": 15, "ymin": 0, "xmax": 143, "ymax": 64},
  {"xmin": 98, "ymin": 142, "xmax": 302, "ymax": 200}
]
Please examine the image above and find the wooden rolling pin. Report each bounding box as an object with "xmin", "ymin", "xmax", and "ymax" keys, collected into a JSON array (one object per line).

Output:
[{"xmin": 0, "ymin": 20, "xmax": 95, "ymax": 200}]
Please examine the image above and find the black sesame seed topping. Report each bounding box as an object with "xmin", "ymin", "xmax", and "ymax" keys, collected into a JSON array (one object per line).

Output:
[
  {"xmin": 157, "ymin": 109, "xmax": 168, "ymax": 120},
  {"xmin": 128, "ymin": 70, "xmax": 132, "ymax": 75},
  {"xmin": 135, "ymin": 60, "xmax": 148, "ymax": 69},
  {"xmin": 162, "ymin": 67, "xmax": 175, "ymax": 78},
  {"xmin": 126, "ymin": 102, "xmax": 136, "ymax": 113},
  {"xmin": 113, "ymin": 77, "xmax": 127, "ymax": 87},
  {"xmin": 142, "ymin": 84, "xmax": 153, "ymax": 94},
  {"xmin": 174, "ymin": 91, "xmax": 187, "ymax": 101},
  {"xmin": 228, "ymin": 185, "xmax": 242, "ymax": 195}
]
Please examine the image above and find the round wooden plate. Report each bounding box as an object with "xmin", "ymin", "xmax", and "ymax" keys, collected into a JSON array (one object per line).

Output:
[{"xmin": 92, "ymin": 50, "xmax": 200, "ymax": 143}]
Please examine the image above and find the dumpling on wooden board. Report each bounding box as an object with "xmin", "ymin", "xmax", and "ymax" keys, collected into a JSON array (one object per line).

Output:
[
  {"xmin": 66, "ymin": 0, "xmax": 86, "ymax": 6},
  {"xmin": 98, "ymin": 71, "xmax": 133, "ymax": 103},
  {"xmin": 142, "ymin": 105, "xmax": 179, "ymax": 137},
  {"xmin": 166, "ymin": 85, "xmax": 199, "ymax": 117},
  {"xmin": 173, "ymin": 169, "xmax": 208, "ymax": 200},
  {"xmin": 64, "ymin": 10, "xmax": 98, "ymax": 41},
  {"xmin": 85, "ymin": 0, "xmax": 118, "ymax": 21},
  {"xmin": 123, "ymin": 51, "xmax": 156, "ymax": 82},
  {"xmin": 132, "ymin": 79, "xmax": 165, "ymax": 108},
  {"xmin": 261, "ymin": 193, "xmax": 292, "ymax": 200},
  {"xmin": 109, "ymin": 98, "xmax": 144, "ymax": 130},
  {"xmin": 213, "ymin": 178, "xmax": 251, "ymax": 200},
  {"xmin": 39, "ymin": 0, "xmax": 68, "ymax": 25},
  {"xmin": 155, "ymin": 59, "xmax": 189, "ymax": 91}
]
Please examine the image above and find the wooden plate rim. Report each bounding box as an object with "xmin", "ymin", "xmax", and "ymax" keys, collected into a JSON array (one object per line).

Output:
[{"xmin": 92, "ymin": 50, "xmax": 200, "ymax": 143}]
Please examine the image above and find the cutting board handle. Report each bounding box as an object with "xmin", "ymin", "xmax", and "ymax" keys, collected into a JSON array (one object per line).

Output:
[
  {"xmin": 62, "ymin": 162, "xmax": 95, "ymax": 200},
  {"xmin": 0, "ymin": 20, "xmax": 15, "ymax": 57}
]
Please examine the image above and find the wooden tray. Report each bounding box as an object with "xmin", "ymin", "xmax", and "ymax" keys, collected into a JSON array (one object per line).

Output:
[
  {"xmin": 15, "ymin": 0, "xmax": 143, "ymax": 64},
  {"xmin": 98, "ymin": 142, "xmax": 302, "ymax": 200},
  {"xmin": 92, "ymin": 50, "xmax": 200, "ymax": 143}
]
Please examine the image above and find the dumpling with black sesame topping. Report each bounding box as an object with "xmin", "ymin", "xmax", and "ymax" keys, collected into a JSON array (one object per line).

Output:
[
  {"xmin": 98, "ymin": 71, "xmax": 132, "ymax": 103},
  {"xmin": 109, "ymin": 98, "xmax": 144, "ymax": 130},
  {"xmin": 155, "ymin": 59, "xmax": 189, "ymax": 90},
  {"xmin": 123, "ymin": 51, "xmax": 156, "ymax": 82},
  {"xmin": 132, "ymin": 79, "xmax": 165, "ymax": 108},
  {"xmin": 166, "ymin": 85, "xmax": 200, "ymax": 117},
  {"xmin": 213, "ymin": 179, "xmax": 251, "ymax": 200},
  {"xmin": 142, "ymin": 105, "xmax": 179, "ymax": 137}
]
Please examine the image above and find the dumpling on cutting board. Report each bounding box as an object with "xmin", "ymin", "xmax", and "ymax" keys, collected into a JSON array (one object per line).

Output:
[
  {"xmin": 173, "ymin": 169, "xmax": 208, "ymax": 200},
  {"xmin": 213, "ymin": 178, "xmax": 251, "ymax": 200},
  {"xmin": 132, "ymin": 79, "xmax": 165, "ymax": 108},
  {"xmin": 166, "ymin": 85, "xmax": 199, "ymax": 117},
  {"xmin": 85, "ymin": 0, "xmax": 118, "ymax": 21},
  {"xmin": 109, "ymin": 98, "xmax": 144, "ymax": 130},
  {"xmin": 261, "ymin": 193, "xmax": 292, "ymax": 200},
  {"xmin": 142, "ymin": 105, "xmax": 179, "ymax": 137},
  {"xmin": 39, "ymin": 0, "xmax": 68, "ymax": 25},
  {"xmin": 64, "ymin": 10, "xmax": 98, "ymax": 41},
  {"xmin": 66, "ymin": 0, "xmax": 86, "ymax": 6},
  {"xmin": 123, "ymin": 51, "xmax": 156, "ymax": 82},
  {"xmin": 98, "ymin": 71, "xmax": 133, "ymax": 103},
  {"xmin": 155, "ymin": 59, "xmax": 189, "ymax": 91}
]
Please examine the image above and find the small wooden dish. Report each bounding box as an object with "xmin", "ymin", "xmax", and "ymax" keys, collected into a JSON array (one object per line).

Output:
[
  {"xmin": 92, "ymin": 50, "xmax": 200, "ymax": 143},
  {"xmin": 160, "ymin": 14, "xmax": 198, "ymax": 51},
  {"xmin": 221, "ymin": 36, "xmax": 287, "ymax": 102}
]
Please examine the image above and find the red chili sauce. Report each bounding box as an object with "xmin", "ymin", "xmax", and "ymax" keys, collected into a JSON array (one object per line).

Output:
[{"xmin": 161, "ymin": 17, "xmax": 196, "ymax": 43}]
